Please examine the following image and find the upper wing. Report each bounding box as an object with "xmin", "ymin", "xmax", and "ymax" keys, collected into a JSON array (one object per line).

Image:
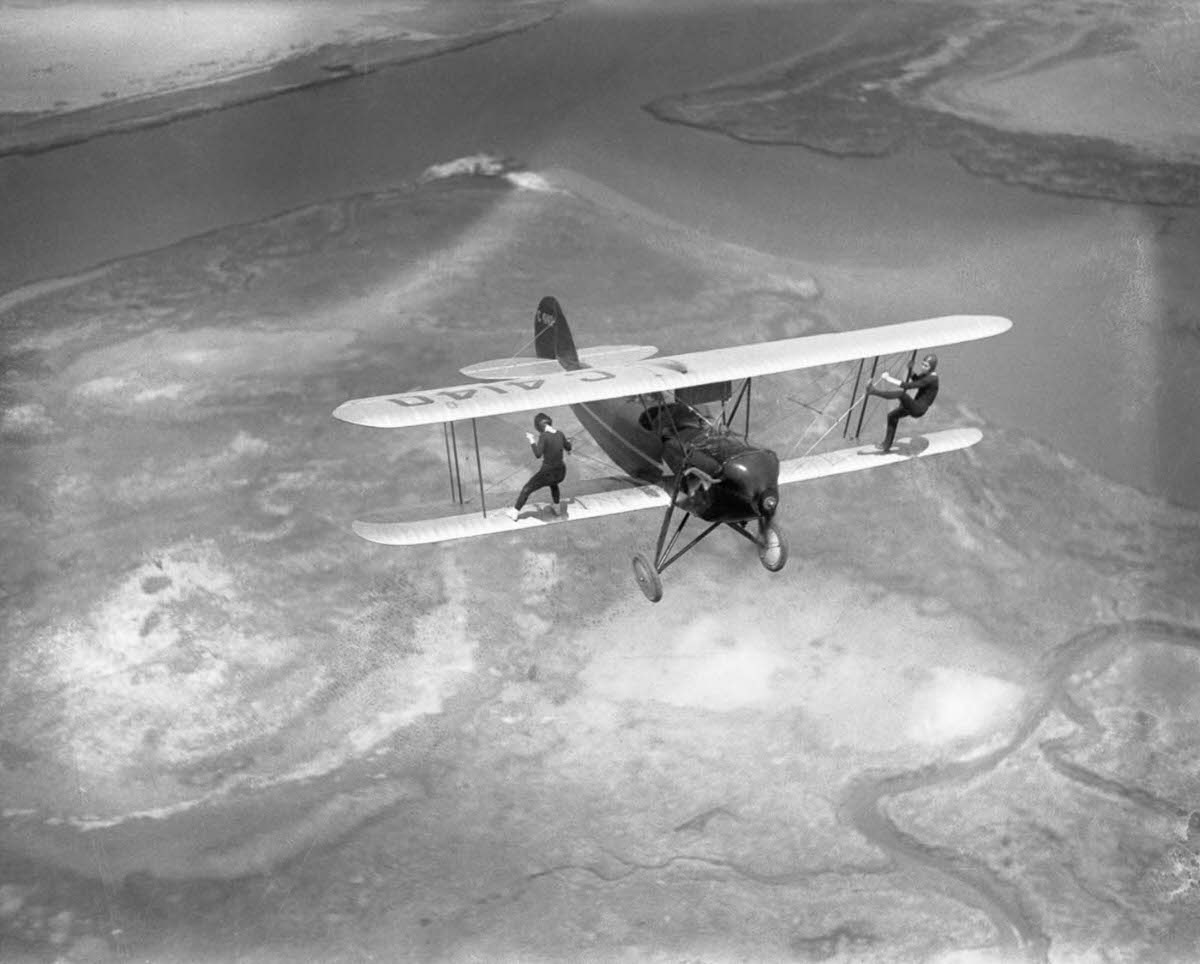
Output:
[
  {"xmin": 350, "ymin": 427, "xmax": 981, "ymax": 546},
  {"xmin": 333, "ymin": 315, "xmax": 1011, "ymax": 428}
]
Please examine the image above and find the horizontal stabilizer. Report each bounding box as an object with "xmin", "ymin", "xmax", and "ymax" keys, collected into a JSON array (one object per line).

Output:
[
  {"xmin": 352, "ymin": 475, "xmax": 672, "ymax": 546},
  {"xmin": 778, "ymin": 427, "xmax": 982, "ymax": 485},
  {"xmin": 460, "ymin": 345, "xmax": 659, "ymax": 381}
]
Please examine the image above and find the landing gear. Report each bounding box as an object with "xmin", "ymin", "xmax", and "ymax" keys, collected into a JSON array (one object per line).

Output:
[
  {"xmin": 757, "ymin": 521, "xmax": 788, "ymax": 572},
  {"xmin": 629, "ymin": 468, "xmax": 791, "ymax": 600},
  {"xmin": 632, "ymin": 553, "xmax": 663, "ymax": 603},
  {"xmin": 629, "ymin": 475, "xmax": 721, "ymax": 603}
]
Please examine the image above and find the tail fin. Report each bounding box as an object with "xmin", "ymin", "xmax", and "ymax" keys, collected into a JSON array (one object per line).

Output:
[{"xmin": 533, "ymin": 296, "xmax": 582, "ymax": 370}]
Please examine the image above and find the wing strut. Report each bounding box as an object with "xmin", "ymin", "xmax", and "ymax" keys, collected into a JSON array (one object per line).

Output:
[
  {"xmin": 720, "ymin": 378, "xmax": 753, "ymax": 438},
  {"xmin": 441, "ymin": 420, "xmax": 489, "ymax": 516},
  {"xmin": 852, "ymin": 356, "xmax": 880, "ymax": 441},
  {"xmin": 471, "ymin": 419, "xmax": 487, "ymax": 517},
  {"xmin": 843, "ymin": 359, "xmax": 865, "ymax": 439},
  {"xmin": 444, "ymin": 423, "xmax": 465, "ymax": 504}
]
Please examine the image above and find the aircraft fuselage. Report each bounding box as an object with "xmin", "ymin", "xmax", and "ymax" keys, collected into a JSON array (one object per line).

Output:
[
  {"xmin": 570, "ymin": 396, "xmax": 780, "ymax": 526},
  {"xmin": 537, "ymin": 300, "xmax": 779, "ymax": 528}
]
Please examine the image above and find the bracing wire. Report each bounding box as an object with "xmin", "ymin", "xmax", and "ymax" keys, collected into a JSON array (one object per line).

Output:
[
  {"xmin": 779, "ymin": 351, "xmax": 912, "ymax": 458},
  {"xmin": 502, "ymin": 327, "xmax": 541, "ymax": 366},
  {"xmin": 747, "ymin": 367, "xmax": 856, "ymax": 457},
  {"xmin": 471, "ymin": 424, "xmax": 622, "ymax": 499},
  {"xmin": 571, "ymin": 445, "xmax": 625, "ymax": 476}
]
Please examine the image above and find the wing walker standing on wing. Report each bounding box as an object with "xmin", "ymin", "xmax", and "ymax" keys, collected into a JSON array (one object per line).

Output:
[
  {"xmin": 513, "ymin": 412, "xmax": 572, "ymax": 518},
  {"xmin": 334, "ymin": 297, "xmax": 1011, "ymax": 602},
  {"xmin": 865, "ymin": 352, "xmax": 939, "ymax": 453}
]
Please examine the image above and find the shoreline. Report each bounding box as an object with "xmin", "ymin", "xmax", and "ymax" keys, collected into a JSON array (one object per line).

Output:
[
  {"xmin": 643, "ymin": 0, "xmax": 1200, "ymax": 207},
  {"xmin": 0, "ymin": 2, "xmax": 561, "ymax": 158},
  {"xmin": 8, "ymin": 0, "xmax": 1199, "ymax": 208}
]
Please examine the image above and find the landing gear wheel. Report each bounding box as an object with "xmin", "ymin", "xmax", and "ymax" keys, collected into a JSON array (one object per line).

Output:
[
  {"xmin": 758, "ymin": 522, "xmax": 788, "ymax": 572},
  {"xmin": 632, "ymin": 553, "xmax": 663, "ymax": 603}
]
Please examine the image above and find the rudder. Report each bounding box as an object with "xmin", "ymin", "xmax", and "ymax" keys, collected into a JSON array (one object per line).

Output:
[{"xmin": 534, "ymin": 296, "xmax": 582, "ymax": 370}]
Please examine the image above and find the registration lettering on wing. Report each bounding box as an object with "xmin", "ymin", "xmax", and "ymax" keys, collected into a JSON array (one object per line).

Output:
[{"xmin": 387, "ymin": 369, "xmax": 617, "ymax": 409}]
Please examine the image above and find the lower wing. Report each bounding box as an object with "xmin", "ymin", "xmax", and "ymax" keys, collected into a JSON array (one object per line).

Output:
[
  {"xmin": 352, "ymin": 475, "xmax": 672, "ymax": 546},
  {"xmin": 777, "ymin": 427, "xmax": 981, "ymax": 484},
  {"xmin": 350, "ymin": 427, "xmax": 982, "ymax": 546}
]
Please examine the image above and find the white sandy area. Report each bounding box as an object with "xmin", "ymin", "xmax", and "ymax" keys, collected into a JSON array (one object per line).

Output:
[
  {"xmin": 7, "ymin": 544, "xmax": 476, "ymax": 822},
  {"xmin": 0, "ymin": 1, "xmax": 434, "ymax": 114},
  {"xmin": 576, "ymin": 575, "xmax": 1025, "ymax": 756},
  {"xmin": 925, "ymin": 33, "xmax": 1200, "ymax": 161}
]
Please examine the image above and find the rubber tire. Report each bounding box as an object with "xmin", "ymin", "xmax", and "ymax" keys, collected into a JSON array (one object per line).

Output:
[
  {"xmin": 758, "ymin": 522, "xmax": 788, "ymax": 572},
  {"xmin": 632, "ymin": 553, "xmax": 663, "ymax": 603}
]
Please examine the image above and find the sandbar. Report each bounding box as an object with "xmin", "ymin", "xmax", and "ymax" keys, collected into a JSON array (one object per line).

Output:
[
  {"xmin": 0, "ymin": 0, "xmax": 562, "ymax": 155},
  {"xmin": 646, "ymin": 0, "xmax": 1200, "ymax": 205}
]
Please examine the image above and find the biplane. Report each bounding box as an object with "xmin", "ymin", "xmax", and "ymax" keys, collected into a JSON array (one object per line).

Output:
[{"xmin": 334, "ymin": 301, "xmax": 1011, "ymax": 601}]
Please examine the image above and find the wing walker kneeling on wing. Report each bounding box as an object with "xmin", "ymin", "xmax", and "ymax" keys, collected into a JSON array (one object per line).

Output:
[{"xmin": 334, "ymin": 299, "xmax": 1011, "ymax": 602}]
